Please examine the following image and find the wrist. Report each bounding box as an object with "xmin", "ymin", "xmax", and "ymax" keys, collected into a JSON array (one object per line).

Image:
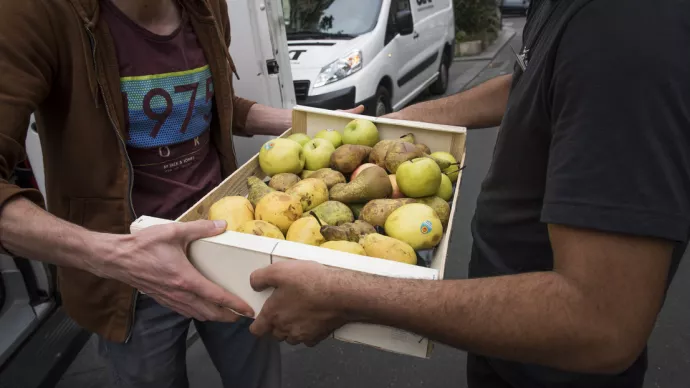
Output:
[{"xmin": 82, "ymin": 231, "xmax": 133, "ymax": 279}]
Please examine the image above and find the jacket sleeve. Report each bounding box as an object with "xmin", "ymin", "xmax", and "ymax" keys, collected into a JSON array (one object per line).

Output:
[
  {"xmin": 0, "ymin": 0, "xmax": 53, "ymax": 223},
  {"xmin": 219, "ymin": 0, "xmax": 257, "ymax": 137}
]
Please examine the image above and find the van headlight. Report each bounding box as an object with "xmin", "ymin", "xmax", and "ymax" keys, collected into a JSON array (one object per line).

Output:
[{"xmin": 313, "ymin": 50, "xmax": 363, "ymax": 88}]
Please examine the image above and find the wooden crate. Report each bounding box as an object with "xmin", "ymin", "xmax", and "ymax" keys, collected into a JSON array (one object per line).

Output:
[{"xmin": 131, "ymin": 105, "xmax": 467, "ymax": 358}]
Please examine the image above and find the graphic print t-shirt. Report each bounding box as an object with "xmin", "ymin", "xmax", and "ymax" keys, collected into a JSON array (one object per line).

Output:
[{"xmin": 102, "ymin": 0, "xmax": 222, "ymax": 220}]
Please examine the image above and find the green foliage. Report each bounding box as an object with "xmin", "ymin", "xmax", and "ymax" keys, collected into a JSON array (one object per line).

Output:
[{"xmin": 453, "ymin": 0, "xmax": 501, "ymax": 43}]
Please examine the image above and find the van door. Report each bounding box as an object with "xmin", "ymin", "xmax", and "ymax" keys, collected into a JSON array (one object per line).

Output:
[
  {"xmin": 226, "ymin": 0, "xmax": 296, "ymax": 165},
  {"xmin": 387, "ymin": 0, "xmax": 418, "ymax": 106}
]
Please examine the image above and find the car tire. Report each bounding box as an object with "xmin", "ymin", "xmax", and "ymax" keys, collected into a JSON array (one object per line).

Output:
[
  {"xmin": 374, "ymin": 86, "xmax": 391, "ymax": 117},
  {"xmin": 430, "ymin": 52, "xmax": 449, "ymax": 95}
]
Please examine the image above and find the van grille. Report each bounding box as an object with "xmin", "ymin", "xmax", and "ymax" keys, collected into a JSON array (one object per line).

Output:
[{"xmin": 293, "ymin": 80, "xmax": 310, "ymax": 102}]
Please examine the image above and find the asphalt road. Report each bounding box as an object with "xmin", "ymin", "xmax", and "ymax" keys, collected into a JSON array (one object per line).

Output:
[{"xmin": 58, "ymin": 16, "xmax": 690, "ymax": 388}]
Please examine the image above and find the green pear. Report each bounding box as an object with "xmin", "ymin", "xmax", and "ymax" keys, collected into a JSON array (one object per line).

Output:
[
  {"xmin": 287, "ymin": 133, "xmax": 311, "ymax": 146},
  {"xmin": 247, "ymin": 176, "xmax": 275, "ymax": 207},
  {"xmin": 395, "ymin": 157, "xmax": 442, "ymax": 198},
  {"xmin": 259, "ymin": 138, "xmax": 305, "ymax": 176},
  {"xmin": 303, "ymin": 200, "xmax": 354, "ymax": 226},
  {"xmin": 314, "ymin": 129, "xmax": 343, "ymax": 148},
  {"xmin": 429, "ymin": 151, "xmax": 459, "ymax": 183},
  {"xmin": 329, "ymin": 165, "xmax": 392, "ymax": 204},
  {"xmin": 436, "ymin": 174, "xmax": 453, "ymax": 201}
]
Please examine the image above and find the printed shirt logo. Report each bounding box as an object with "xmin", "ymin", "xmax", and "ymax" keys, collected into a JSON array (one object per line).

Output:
[
  {"xmin": 122, "ymin": 65, "xmax": 214, "ymax": 149},
  {"xmin": 420, "ymin": 220, "xmax": 433, "ymax": 234}
]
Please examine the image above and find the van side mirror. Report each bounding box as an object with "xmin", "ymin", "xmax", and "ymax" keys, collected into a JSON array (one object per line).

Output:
[{"xmin": 395, "ymin": 10, "xmax": 414, "ymax": 36}]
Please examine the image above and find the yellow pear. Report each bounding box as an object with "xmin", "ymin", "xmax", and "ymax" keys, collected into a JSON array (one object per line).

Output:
[
  {"xmin": 285, "ymin": 178, "xmax": 329, "ymax": 211},
  {"xmin": 254, "ymin": 191, "xmax": 303, "ymax": 235},
  {"xmin": 359, "ymin": 233, "xmax": 417, "ymax": 265},
  {"xmin": 285, "ymin": 215, "xmax": 326, "ymax": 246},
  {"xmin": 236, "ymin": 220, "xmax": 285, "ymax": 240},
  {"xmin": 320, "ymin": 241, "xmax": 366, "ymax": 256},
  {"xmin": 384, "ymin": 203, "xmax": 443, "ymax": 250},
  {"xmin": 207, "ymin": 196, "xmax": 254, "ymax": 231}
]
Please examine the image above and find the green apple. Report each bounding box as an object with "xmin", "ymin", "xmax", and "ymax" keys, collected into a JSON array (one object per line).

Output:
[
  {"xmin": 342, "ymin": 119, "xmax": 379, "ymax": 147},
  {"xmin": 314, "ymin": 129, "xmax": 343, "ymax": 148},
  {"xmin": 302, "ymin": 138, "xmax": 336, "ymax": 171},
  {"xmin": 436, "ymin": 174, "xmax": 453, "ymax": 201},
  {"xmin": 396, "ymin": 157, "xmax": 442, "ymax": 198},
  {"xmin": 429, "ymin": 151, "xmax": 459, "ymax": 183},
  {"xmin": 287, "ymin": 133, "xmax": 311, "ymax": 146},
  {"xmin": 259, "ymin": 138, "xmax": 305, "ymax": 176}
]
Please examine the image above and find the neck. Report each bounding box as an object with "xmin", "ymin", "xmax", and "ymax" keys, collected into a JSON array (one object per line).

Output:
[{"xmin": 110, "ymin": 0, "xmax": 180, "ymax": 26}]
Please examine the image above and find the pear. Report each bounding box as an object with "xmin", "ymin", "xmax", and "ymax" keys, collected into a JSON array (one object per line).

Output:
[
  {"xmin": 286, "ymin": 214, "xmax": 326, "ymax": 246},
  {"xmin": 330, "ymin": 144, "xmax": 373, "ymax": 174},
  {"xmin": 321, "ymin": 220, "xmax": 377, "ymax": 242},
  {"xmin": 359, "ymin": 233, "xmax": 417, "ymax": 265},
  {"xmin": 247, "ymin": 177, "xmax": 275, "ymax": 207},
  {"xmin": 436, "ymin": 174, "xmax": 454, "ymax": 201},
  {"xmin": 301, "ymin": 170, "xmax": 316, "ymax": 179},
  {"xmin": 359, "ymin": 198, "xmax": 418, "ymax": 228},
  {"xmin": 349, "ymin": 203, "xmax": 365, "ymax": 219},
  {"xmin": 430, "ymin": 151, "xmax": 460, "ymax": 183},
  {"xmin": 236, "ymin": 220, "xmax": 285, "ymax": 240},
  {"xmin": 285, "ymin": 178, "xmax": 329, "ymax": 211},
  {"xmin": 384, "ymin": 203, "xmax": 444, "ymax": 250},
  {"xmin": 268, "ymin": 173, "xmax": 300, "ymax": 191},
  {"xmin": 303, "ymin": 200, "xmax": 353, "ymax": 226},
  {"xmin": 329, "ymin": 165, "xmax": 392, "ymax": 204},
  {"xmin": 208, "ymin": 196, "xmax": 254, "ymax": 232},
  {"xmin": 308, "ymin": 168, "xmax": 347, "ymax": 189},
  {"xmin": 384, "ymin": 141, "xmax": 424, "ymax": 174},
  {"xmin": 255, "ymin": 191, "xmax": 303, "ymax": 234},
  {"xmin": 369, "ymin": 134, "xmax": 416, "ymax": 168},
  {"xmin": 415, "ymin": 143, "xmax": 431, "ymax": 154},
  {"xmin": 417, "ymin": 196, "xmax": 451, "ymax": 229},
  {"xmin": 320, "ymin": 241, "xmax": 366, "ymax": 256}
]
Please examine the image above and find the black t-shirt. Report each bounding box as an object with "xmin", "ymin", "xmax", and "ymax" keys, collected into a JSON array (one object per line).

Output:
[{"xmin": 469, "ymin": 0, "xmax": 690, "ymax": 387}]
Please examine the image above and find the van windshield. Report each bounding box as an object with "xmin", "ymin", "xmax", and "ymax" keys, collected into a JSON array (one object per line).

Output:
[{"xmin": 282, "ymin": 0, "xmax": 383, "ymax": 40}]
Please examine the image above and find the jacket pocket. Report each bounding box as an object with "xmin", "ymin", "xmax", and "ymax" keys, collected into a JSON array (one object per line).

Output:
[{"xmin": 68, "ymin": 197, "xmax": 127, "ymax": 235}]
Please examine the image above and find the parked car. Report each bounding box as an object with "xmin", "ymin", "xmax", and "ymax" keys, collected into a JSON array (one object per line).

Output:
[
  {"xmin": 500, "ymin": 0, "xmax": 530, "ymax": 15},
  {"xmin": 283, "ymin": 0, "xmax": 455, "ymax": 116}
]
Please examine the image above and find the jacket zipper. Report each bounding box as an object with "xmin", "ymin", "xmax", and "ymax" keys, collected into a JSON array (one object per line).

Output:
[{"xmin": 84, "ymin": 25, "xmax": 139, "ymax": 344}]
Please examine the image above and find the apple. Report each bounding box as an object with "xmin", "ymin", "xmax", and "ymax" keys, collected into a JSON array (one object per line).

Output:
[
  {"xmin": 395, "ymin": 157, "xmax": 442, "ymax": 198},
  {"xmin": 314, "ymin": 129, "xmax": 343, "ymax": 148},
  {"xmin": 389, "ymin": 174, "xmax": 404, "ymax": 199},
  {"xmin": 429, "ymin": 151, "xmax": 459, "ymax": 183},
  {"xmin": 342, "ymin": 119, "xmax": 379, "ymax": 147},
  {"xmin": 436, "ymin": 173, "xmax": 453, "ymax": 201},
  {"xmin": 303, "ymin": 138, "xmax": 336, "ymax": 171},
  {"xmin": 350, "ymin": 163, "xmax": 377, "ymax": 181},
  {"xmin": 287, "ymin": 133, "xmax": 311, "ymax": 146},
  {"xmin": 259, "ymin": 138, "xmax": 305, "ymax": 176}
]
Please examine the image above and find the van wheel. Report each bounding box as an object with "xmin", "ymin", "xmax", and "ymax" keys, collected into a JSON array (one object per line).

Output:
[
  {"xmin": 374, "ymin": 86, "xmax": 391, "ymax": 117},
  {"xmin": 430, "ymin": 52, "xmax": 450, "ymax": 95}
]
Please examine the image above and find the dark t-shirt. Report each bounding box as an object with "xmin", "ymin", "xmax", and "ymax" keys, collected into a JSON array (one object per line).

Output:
[
  {"xmin": 101, "ymin": 0, "xmax": 222, "ymax": 220},
  {"xmin": 469, "ymin": 0, "xmax": 690, "ymax": 387}
]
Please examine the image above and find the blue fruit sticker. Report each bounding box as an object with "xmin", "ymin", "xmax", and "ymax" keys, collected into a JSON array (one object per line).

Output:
[
  {"xmin": 264, "ymin": 142, "xmax": 275, "ymax": 151},
  {"xmin": 420, "ymin": 220, "xmax": 433, "ymax": 234}
]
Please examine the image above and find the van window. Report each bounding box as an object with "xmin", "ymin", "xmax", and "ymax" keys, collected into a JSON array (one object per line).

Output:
[
  {"xmin": 283, "ymin": 0, "xmax": 384, "ymax": 40},
  {"xmin": 385, "ymin": 0, "xmax": 412, "ymax": 45}
]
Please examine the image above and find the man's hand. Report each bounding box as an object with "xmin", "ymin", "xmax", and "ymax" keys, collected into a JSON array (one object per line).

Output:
[
  {"xmin": 248, "ymin": 260, "xmax": 350, "ymax": 346},
  {"xmin": 95, "ymin": 220, "xmax": 255, "ymax": 322}
]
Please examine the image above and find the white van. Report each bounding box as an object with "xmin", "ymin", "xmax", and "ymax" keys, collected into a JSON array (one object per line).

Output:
[{"xmin": 282, "ymin": 0, "xmax": 455, "ymax": 116}]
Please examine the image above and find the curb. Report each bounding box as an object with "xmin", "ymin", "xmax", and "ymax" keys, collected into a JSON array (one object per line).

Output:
[{"xmin": 453, "ymin": 27, "xmax": 517, "ymax": 63}]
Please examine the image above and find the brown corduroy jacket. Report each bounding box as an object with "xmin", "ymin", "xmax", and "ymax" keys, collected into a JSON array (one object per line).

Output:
[{"xmin": 0, "ymin": 0, "xmax": 255, "ymax": 342}]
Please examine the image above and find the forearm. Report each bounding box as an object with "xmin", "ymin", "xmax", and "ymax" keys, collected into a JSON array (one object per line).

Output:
[
  {"xmin": 393, "ymin": 74, "xmax": 512, "ymax": 129},
  {"xmin": 244, "ymin": 104, "xmax": 292, "ymax": 136},
  {"xmin": 0, "ymin": 196, "xmax": 113, "ymax": 274},
  {"xmin": 338, "ymin": 270, "xmax": 626, "ymax": 373}
]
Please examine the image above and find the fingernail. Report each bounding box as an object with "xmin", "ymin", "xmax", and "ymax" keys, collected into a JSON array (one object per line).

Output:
[{"xmin": 213, "ymin": 220, "xmax": 227, "ymax": 229}]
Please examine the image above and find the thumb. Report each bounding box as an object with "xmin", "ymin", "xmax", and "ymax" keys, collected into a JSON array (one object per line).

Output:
[
  {"xmin": 176, "ymin": 219, "xmax": 227, "ymax": 244},
  {"xmin": 250, "ymin": 265, "xmax": 278, "ymax": 292}
]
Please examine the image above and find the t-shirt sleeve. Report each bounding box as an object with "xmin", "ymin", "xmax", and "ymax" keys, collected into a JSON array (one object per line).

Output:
[{"xmin": 540, "ymin": 2, "xmax": 690, "ymax": 242}]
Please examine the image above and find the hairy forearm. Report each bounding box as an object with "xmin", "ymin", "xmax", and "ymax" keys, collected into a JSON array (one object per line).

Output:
[
  {"xmin": 337, "ymin": 270, "xmax": 629, "ymax": 374},
  {"xmin": 0, "ymin": 196, "xmax": 112, "ymax": 274},
  {"xmin": 393, "ymin": 74, "xmax": 512, "ymax": 129},
  {"xmin": 244, "ymin": 104, "xmax": 292, "ymax": 136}
]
